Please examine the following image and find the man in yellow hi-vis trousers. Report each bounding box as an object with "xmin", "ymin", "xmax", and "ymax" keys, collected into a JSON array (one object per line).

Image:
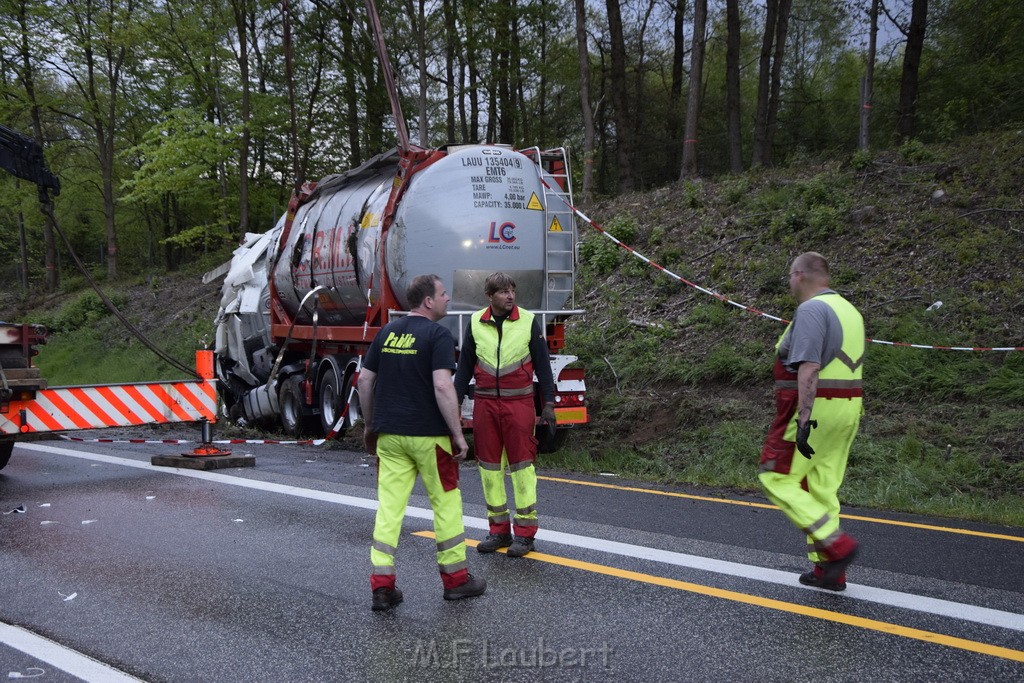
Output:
[
  {"xmin": 455, "ymin": 272, "xmax": 556, "ymax": 558},
  {"xmin": 359, "ymin": 274, "xmax": 486, "ymax": 611},
  {"xmin": 759, "ymin": 252, "xmax": 864, "ymax": 591}
]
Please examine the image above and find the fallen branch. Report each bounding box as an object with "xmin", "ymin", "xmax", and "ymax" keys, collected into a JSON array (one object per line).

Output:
[
  {"xmin": 691, "ymin": 234, "xmax": 752, "ymax": 263},
  {"xmin": 602, "ymin": 356, "xmax": 621, "ymax": 395}
]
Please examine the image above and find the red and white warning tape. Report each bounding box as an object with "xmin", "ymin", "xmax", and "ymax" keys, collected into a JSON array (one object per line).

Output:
[
  {"xmin": 58, "ymin": 434, "xmax": 317, "ymax": 445},
  {"xmin": 540, "ymin": 176, "xmax": 1024, "ymax": 352}
]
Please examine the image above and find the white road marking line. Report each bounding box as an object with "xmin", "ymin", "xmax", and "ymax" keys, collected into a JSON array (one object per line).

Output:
[
  {"xmin": 0, "ymin": 622, "xmax": 144, "ymax": 682},
  {"xmin": 20, "ymin": 443, "xmax": 1024, "ymax": 634}
]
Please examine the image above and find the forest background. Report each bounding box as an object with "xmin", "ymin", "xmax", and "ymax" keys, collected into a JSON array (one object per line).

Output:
[{"xmin": 1, "ymin": 0, "xmax": 1022, "ymax": 525}]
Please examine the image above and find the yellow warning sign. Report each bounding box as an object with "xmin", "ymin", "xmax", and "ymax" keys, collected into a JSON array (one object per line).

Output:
[
  {"xmin": 527, "ymin": 193, "xmax": 544, "ymax": 211},
  {"xmin": 548, "ymin": 216, "xmax": 563, "ymax": 232}
]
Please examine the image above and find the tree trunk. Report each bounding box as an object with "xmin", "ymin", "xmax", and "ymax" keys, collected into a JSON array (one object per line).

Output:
[
  {"xmin": 859, "ymin": 0, "xmax": 879, "ymax": 151},
  {"xmin": 606, "ymin": 0, "xmax": 634, "ymax": 192},
  {"xmin": 750, "ymin": 0, "xmax": 778, "ymax": 167},
  {"xmin": 408, "ymin": 0, "xmax": 429, "ymax": 146},
  {"xmin": 725, "ymin": 0, "xmax": 743, "ymax": 173},
  {"xmin": 897, "ymin": 0, "xmax": 928, "ymax": 141},
  {"xmin": 680, "ymin": 0, "xmax": 707, "ymax": 179},
  {"xmin": 16, "ymin": 0, "xmax": 58, "ymax": 290},
  {"xmin": 443, "ymin": 0, "xmax": 458, "ymax": 143},
  {"xmin": 763, "ymin": 0, "xmax": 793, "ymax": 162},
  {"xmin": 574, "ymin": 0, "xmax": 596, "ymax": 201},
  {"xmin": 282, "ymin": 0, "xmax": 302, "ymax": 190},
  {"xmin": 231, "ymin": 0, "xmax": 251, "ymax": 237},
  {"xmin": 666, "ymin": 0, "xmax": 686, "ymax": 179}
]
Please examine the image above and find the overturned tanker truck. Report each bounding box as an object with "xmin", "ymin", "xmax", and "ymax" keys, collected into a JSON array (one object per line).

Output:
[{"xmin": 212, "ymin": 144, "xmax": 589, "ymax": 452}]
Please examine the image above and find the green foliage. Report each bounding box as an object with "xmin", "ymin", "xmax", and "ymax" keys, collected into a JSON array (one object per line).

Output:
[
  {"xmin": 39, "ymin": 291, "xmax": 126, "ymax": 334},
  {"xmin": 898, "ymin": 139, "xmax": 937, "ymax": 165},
  {"xmin": 578, "ymin": 214, "xmax": 640, "ymax": 275}
]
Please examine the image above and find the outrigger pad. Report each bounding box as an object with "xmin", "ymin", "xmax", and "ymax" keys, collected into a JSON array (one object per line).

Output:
[{"xmin": 151, "ymin": 454, "xmax": 256, "ymax": 470}]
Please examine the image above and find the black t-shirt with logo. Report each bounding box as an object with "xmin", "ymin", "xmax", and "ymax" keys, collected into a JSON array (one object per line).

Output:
[{"xmin": 363, "ymin": 314, "xmax": 457, "ymax": 436}]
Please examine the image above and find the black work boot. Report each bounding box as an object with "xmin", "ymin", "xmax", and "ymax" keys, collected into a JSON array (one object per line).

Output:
[
  {"xmin": 799, "ymin": 565, "xmax": 846, "ymax": 591},
  {"xmin": 443, "ymin": 573, "xmax": 487, "ymax": 600},
  {"xmin": 477, "ymin": 533, "xmax": 513, "ymax": 554},
  {"xmin": 371, "ymin": 587, "xmax": 403, "ymax": 611},
  {"xmin": 506, "ymin": 536, "xmax": 535, "ymax": 557}
]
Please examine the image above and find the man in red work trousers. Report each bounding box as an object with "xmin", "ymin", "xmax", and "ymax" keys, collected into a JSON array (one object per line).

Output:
[
  {"xmin": 759, "ymin": 252, "xmax": 864, "ymax": 591},
  {"xmin": 359, "ymin": 274, "xmax": 486, "ymax": 611},
  {"xmin": 455, "ymin": 272, "xmax": 556, "ymax": 558}
]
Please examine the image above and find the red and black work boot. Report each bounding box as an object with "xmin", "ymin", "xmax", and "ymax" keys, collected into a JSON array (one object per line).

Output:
[
  {"xmin": 443, "ymin": 573, "xmax": 487, "ymax": 601},
  {"xmin": 477, "ymin": 533, "xmax": 513, "ymax": 553},
  {"xmin": 371, "ymin": 587, "xmax": 403, "ymax": 611},
  {"xmin": 820, "ymin": 538, "xmax": 859, "ymax": 586},
  {"xmin": 506, "ymin": 536, "xmax": 535, "ymax": 558},
  {"xmin": 799, "ymin": 565, "xmax": 846, "ymax": 591}
]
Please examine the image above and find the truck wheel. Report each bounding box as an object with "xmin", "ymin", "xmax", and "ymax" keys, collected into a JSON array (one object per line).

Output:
[
  {"xmin": 318, "ymin": 368, "xmax": 343, "ymax": 436},
  {"xmin": 279, "ymin": 376, "xmax": 316, "ymax": 437},
  {"xmin": 536, "ymin": 428, "xmax": 569, "ymax": 455},
  {"xmin": 0, "ymin": 442, "xmax": 13, "ymax": 470}
]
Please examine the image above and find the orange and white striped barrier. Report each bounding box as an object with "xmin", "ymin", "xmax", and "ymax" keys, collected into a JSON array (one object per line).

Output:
[{"xmin": 0, "ymin": 351, "xmax": 218, "ymax": 438}]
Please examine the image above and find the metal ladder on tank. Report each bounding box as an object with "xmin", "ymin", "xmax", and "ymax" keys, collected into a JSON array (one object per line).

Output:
[{"xmin": 521, "ymin": 147, "xmax": 576, "ymax": 311}]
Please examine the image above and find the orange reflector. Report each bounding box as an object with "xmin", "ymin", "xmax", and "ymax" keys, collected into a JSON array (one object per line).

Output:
[{"xmin": 554, "ymin": 407, "xmax": 588, "ymax": 424}]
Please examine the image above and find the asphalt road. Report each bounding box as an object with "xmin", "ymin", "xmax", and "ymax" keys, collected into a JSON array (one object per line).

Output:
[{"xmin": 1, "ymin": 437, "xmax": 1022, "ymax": 682}]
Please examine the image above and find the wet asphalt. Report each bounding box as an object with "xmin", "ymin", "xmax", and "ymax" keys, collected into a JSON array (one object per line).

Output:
[{"xmin": 1, "ymin": 438, "xmax": 1022, "ymax": 682}]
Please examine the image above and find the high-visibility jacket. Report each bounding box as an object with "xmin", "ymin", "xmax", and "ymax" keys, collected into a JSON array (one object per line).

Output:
[
  {"xmin": 776, "ymin": 293, "xmax": 863, "ymax": 396},
  {"xmin": 761, "ymin": 292, "xmax": 864, "ymax": 474},
  {"xmin": 470, "ymin": 306, "xmax": 536, "ymax": 399}
]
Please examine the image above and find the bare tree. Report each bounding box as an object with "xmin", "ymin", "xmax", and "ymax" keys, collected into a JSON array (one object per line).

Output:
[
  {"xmin": 858, "ymin": 0, "xmax": 879, "ymax": 151},
  {"xmin": 230, "ymin": 0, "xmax": 251, "ymax": 237},
  {"xmin": 680, "ymin": 0, "xmax": 707, "ymax": 178},
  {"xmin": 666, "ymin": 0, "xmax": 686, "ymax": 179},
  {"xmin": 606, "ymin": 0, "xmax": 635, "ymax": 192},
  {"xmin": 751, "ymin": 0, "xmax": 793, "ymax": 167},
  {"xmin": 896, "ymin": 0, "xmax": 928, "ymax": 140},
  {"xmin": 574, "ymin": 0, "xmax": 596, "ymax": 200},
  {"xmin": 12, "ymin": 0, "xmax": 58, "ymax": 289},
  {"xmin": 725, "ymin": 0, "xmax": 743, "ymax": 173}
]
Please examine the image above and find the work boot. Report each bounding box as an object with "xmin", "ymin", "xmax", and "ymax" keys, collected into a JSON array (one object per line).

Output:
[
  {"xmin": 443, "ymin": 573, "xmax": 487, "ymax": 601},
  {"xmin": 799, "ymin": 565, "xmax": 846, "ymax": 591},
  {"xmin": 477, "ymin": 533, "xmax": 513, "ymax": 554},
  {"xmin": 820, "ymin": 541, "xmax": 859, "ymax": 586},
  {"xmin": 371, "ymin": 587, "xmax": 403, "ymax": 611},
  {"xmin": 506, "ymin": 536, "xmax": 535, "ymax": 557}
]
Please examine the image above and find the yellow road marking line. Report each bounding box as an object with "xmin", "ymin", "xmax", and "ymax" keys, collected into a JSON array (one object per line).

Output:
[
  {"xmin": 536, "ymin": 475, "xmax": 1024, "ymax": 543},
  {"xmin": 414, "ymin": 531, "xmax": 1024, "ymax": 663}
]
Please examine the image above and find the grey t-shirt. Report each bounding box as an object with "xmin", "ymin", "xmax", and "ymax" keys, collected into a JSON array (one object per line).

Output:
[{"xmin": 778, "ymin": 290, "xmax": 844, "ymax": 372}]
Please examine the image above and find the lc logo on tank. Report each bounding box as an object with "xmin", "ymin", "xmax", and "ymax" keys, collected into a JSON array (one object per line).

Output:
[{"xmin": 487, "ymin": 221, "xmax": 516, "ymax": 243}]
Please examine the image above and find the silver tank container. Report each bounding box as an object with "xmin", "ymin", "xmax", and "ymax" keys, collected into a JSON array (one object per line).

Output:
[{"xmin": 270, "ymin": 145, "xmax": 572, "ymax": 327}]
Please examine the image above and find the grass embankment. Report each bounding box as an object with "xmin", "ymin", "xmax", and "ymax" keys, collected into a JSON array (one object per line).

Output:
[
  {"xmin": 5, "ymin": 131, "xmax": 1022, "ymax": 527},
  {"xmin": 547, "ymin": 131, "xmax": 1024, "ymax": 527}
]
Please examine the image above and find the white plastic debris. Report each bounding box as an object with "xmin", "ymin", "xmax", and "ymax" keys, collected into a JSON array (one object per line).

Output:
[
  {"xmin": 81, "ymin": 520, "xmax": 98, "ymax": 525},
  {"xmin": 7, "ymin": 667, "xmax": 45, "ymax": 679},
  {"xmin": 38, "ymin": 503, "xmax": 51, "ymax": 508},
  {"xmin": 3, "ymin": 505, "xmax": 26, "ymax": 515},
  {"xmin": 925, "ymin": 301, "xmax": 943, "ymax": 311},
  {"xmin": 233, "ymin": 519, "xmax": 244, "ymax": 523},
  {"xmin": 58, "ymin": 591, "xmax": 77, "ymax": 602},
  {"xmin": 39, "ymin": 521, "xmax": 58, "ymax": 526},
  {"xmin": 598, "ymin": 472, "xmax": 619, "ymax": 478}
]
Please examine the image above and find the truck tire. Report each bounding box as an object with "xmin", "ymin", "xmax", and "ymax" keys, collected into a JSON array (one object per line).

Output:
[
  {"xmin": 0, "ymin": 442, "xmax": 13, "ymax": 470},
  {"xmin": 279, "ymin": 376, "xmax": 317, "ymax": 437},
  {"xmin": 536, "ymin": 427, "xmax": 569, "ymax": 455},
  {"xmin": 318, "ymin": 367, "xmax": 343, "ymax": 436}
]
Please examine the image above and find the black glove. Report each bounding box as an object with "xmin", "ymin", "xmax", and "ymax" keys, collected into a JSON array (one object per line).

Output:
[
  {"xmin": 541, "ymin": 403, "xmax": 557, "ymax": 439},
  {"xmin": 796, "ymin": 419, "xmax": 818, "ymax": 459}
]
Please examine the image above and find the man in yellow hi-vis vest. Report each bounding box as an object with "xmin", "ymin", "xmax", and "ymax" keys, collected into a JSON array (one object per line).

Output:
[
  {"xmin": 359, "ymin": 274, "xmax": 486, "ymax": 611},
  {"xmin": 455, "ymin": 272, "xmax": 556, "ymax": 558},
  {"xmin": 759, "ymin": 252, "xmax": 864, "ymax": 591}
]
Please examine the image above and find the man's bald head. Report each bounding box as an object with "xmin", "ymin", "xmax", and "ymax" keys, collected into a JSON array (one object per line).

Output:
[{"xmin": 789, "ymin": 252, "xmax": 831, "ymax": 302}]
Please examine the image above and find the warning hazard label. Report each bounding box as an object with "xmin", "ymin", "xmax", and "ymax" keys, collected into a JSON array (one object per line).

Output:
[
  {"xmin": 549, "ymin": 216, "xmax": 563, "ymax": 232},
  {"xmin": 527, "ymin": 193, "xmax": 544, "ymax": 211}
]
